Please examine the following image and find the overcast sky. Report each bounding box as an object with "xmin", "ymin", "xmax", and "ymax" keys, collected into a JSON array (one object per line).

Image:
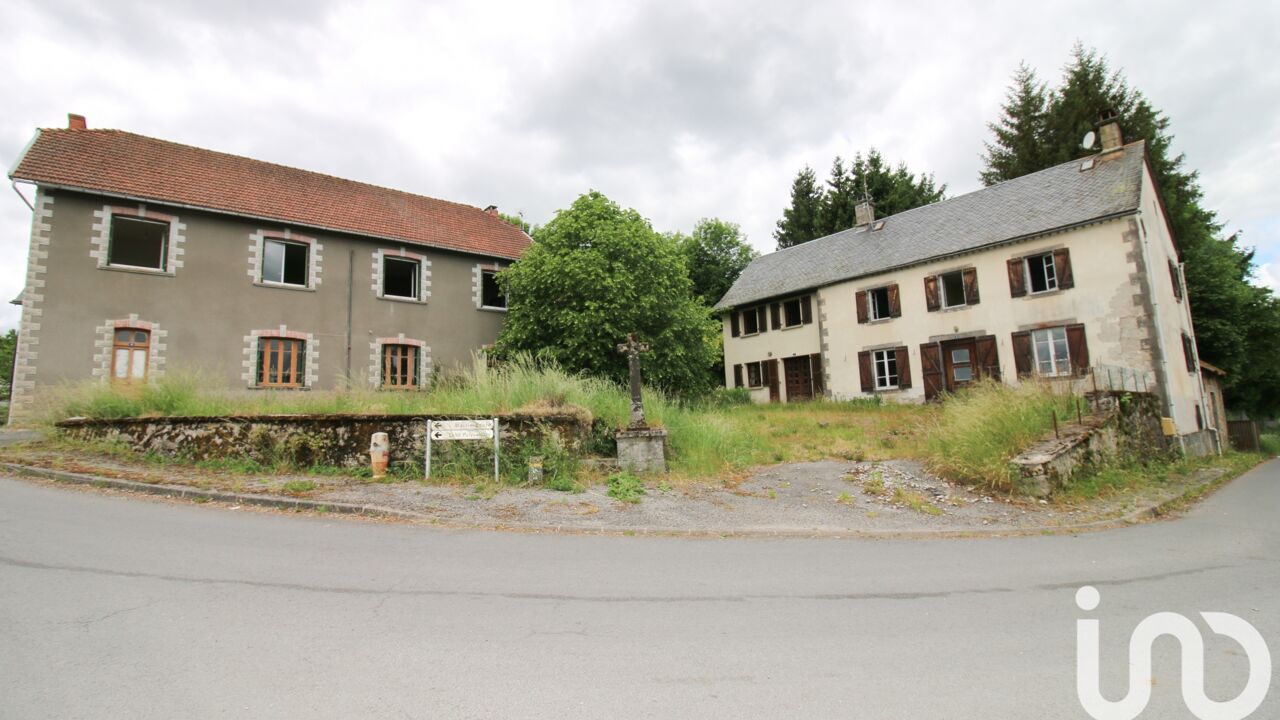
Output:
[{"xmin": 2, "ymin": 0, "xmax": 1277, "ymax": 332}]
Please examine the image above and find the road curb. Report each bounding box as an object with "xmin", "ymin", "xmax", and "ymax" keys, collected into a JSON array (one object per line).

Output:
[{"xmin": 0, "ymin": 460, "xmax": 1248, "ymax": 540}]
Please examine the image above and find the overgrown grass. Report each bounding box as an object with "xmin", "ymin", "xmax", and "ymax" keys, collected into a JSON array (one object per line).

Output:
[
  {"xmin": 1061, "ymin": 451, "xmax": 1262, "ymax": 501},
  {"xmin": 922, "ymin": 379, "xmax": 1084, "ymax": 492},
  {"xmin": 1260, "ymin": 432, "xmax": 1280, "ymax": 457}
]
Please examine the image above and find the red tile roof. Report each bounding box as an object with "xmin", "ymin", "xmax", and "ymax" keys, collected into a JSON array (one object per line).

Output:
[{"xmin": 10, "ymin": 128, "xmax": 531, "ymax": 260}]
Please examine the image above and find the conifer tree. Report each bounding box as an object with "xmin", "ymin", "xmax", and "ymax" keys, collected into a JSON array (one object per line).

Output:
[{"xmin": 773, "ymin": 166, "xmax": 824, "ymax": 249}]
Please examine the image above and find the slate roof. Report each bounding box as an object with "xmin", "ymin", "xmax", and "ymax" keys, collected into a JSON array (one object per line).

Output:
[
  {"xmin": 716, "ymin": 141, "xmax": 1148, "ymax": 310},
  {"xmin": 9, "ymin": 128, "xmax": 531, "ymax": 260}
]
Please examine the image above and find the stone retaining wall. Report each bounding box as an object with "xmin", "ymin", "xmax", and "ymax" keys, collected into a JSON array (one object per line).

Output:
[
  {"xmin": 56, "ymin": 413, "xmax": 593, "ymax": 468},
  {"xmin": 1010, "ymin": 392, "xmax": 1170, "ymax": 497}
]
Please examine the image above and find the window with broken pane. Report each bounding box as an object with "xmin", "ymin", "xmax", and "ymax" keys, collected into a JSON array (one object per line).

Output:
[{"xmin": 108, "ymin": 216, "xmax": 168, "ymax": 270}]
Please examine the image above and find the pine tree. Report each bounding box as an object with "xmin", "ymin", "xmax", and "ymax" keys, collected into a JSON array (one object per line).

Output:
[
  {"xmin": 980, "ymin": 63, "xmax": 1050, "ymax": 186},
  {"xmin": 773, "ymin": 166, "xmax": 824, "ymax": 249},
  {"xmin": 819, "ymin": 157, "xmax": 859, "ymax": 236},
  {"xmin": 851, "ymin": 150, "xmax": 945, "ymax": 219}
]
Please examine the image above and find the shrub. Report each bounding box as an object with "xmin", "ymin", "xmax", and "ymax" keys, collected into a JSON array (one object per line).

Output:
[{"xmin": 606, "ymin": 471, "xmax": 646, "ymax": 503}]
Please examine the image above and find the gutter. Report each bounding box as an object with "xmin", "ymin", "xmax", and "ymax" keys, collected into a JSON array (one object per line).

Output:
[
  {"xmin": 715, "ymin": 209, "xmax": 1139, "ymax": 313},
  {"xmin": 7, "ymin": 179, "xmax": 526, "ymax": 263}
]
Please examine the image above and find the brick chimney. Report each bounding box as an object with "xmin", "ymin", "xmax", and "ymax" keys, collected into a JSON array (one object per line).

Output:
[
  {"xmin": 854, "ymin": 198, "xmax": 876, "ymax": 228},
  {"xmin": 1097, "ymin": 109, "xmax": 1123, "ymax": 153},
  {"xmin": 484, "ymin": 205, "xmax": 499, "ymax": 217},
  {"xmin": 68, "ymin": 113, "xmax": 87, "ymax": 130}
]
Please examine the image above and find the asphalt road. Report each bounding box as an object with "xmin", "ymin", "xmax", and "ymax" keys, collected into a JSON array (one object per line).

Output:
[{"xmin": 1, "ymin": 461, "xmax": 1276, "ymax": 719}]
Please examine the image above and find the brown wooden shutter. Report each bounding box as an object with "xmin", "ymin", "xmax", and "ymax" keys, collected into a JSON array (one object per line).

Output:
[
  {"xmin": 896, "ymin": 346, "xmax": 912, "ymax": 389},
  {"xmin": 1011, "ymin": 331, "xmax": 1033, "ymax": 377},
  {"xmin": 1007, "ymin": 257, "xmax": 1027, "ymax": 298},
  {"xmin": 1168, "ymin": 260, "xmax": 1183, "ymax": 301},
  {"xmin": 855, "ymin": 290, "xmax": 868, "ymax": 324},
  {"xmin": 1053, "ymin": 248, "xmax": 1074, "ymax": 290},
  {"xmin": 810, "ymin": 353, "xmax": 824, "ymax": 396},
  {"xmin": 730, "ymin": 311, "xmax": 740, "ymax": 337},
  {"xmin": 770, "ymin": 303, "xmax": 781, "ymax": 331},
  {"xmin": 919, "ymin": 343, "xmax": 943, "ymax": 401},
  {"xmin": 975, "ymin": 335, "xmax": 1000, "ymax": 380},
  {"xmin": 858, "ymin": 351, "xmax": 873, "ymax": 393},
  {"xmin": 962, "ymin": 267, "xmax": 980, "ymax": 305},
  {"xmin": 888, "ymin": 284, "xmax": 901, "ymax": 318},
  {"xmin": 733, "ymin": 364, "xmax": 743, "ymax": 388},
  {"xmin": 1066, "ymin": 324, "xmax": 1089, "ymax": 375},
  {"xmin": 766, "ymin": 359, "xmax": 781, "ymax": 402},
  {"xmin": 1181, "ymin": 333, "xmax": 1195, "ymax": 372},
  {"xmin": 757, "ymin": 306, "xmax": 768, "ymax": 334},
  {"xmin": 801, "ymin": 295, "xmax": 813, "ymax": 325},
  {"xmin": 924, "ymin": 275, "xmax": 941, "ymax": 312}
]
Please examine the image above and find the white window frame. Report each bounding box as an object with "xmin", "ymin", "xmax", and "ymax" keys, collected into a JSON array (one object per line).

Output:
[
  {"xmin": 939, "ymin": 270, "xmax": 966, "ymax": 309},
  {"xmin": 1026, "ymin": 253, "xmax": 1058, "ymax": 294},
  {"xmin": 381, "ymin": 255, "xmax": 422, "ymax": 300},
  {"xmin": 868, "ymin": 286, "xmax": 892, "ymax": 321},
  {"xmin": 741, "ymin": 307, "xmax": 761, "ymax": 336},
  {"xmin": 873, "ymin": 349, "xmax": 899, "ymax": 390},
  {"xmin": 261, "ymin": 238, "xmax": 311, "ymax": 287},
  {"xmin": 1032, "ymin": 326, "xmax": 1071, "ymax": 377}
]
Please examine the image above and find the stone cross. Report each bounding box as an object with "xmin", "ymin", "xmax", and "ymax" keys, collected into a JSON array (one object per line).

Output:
[{"xmin": 617, "ymin": 333, "xmax": 650, "ymax": 429}]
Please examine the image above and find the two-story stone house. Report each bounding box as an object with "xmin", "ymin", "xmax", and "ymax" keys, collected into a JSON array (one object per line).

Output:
[
  {"xmin": 6, "ymin": 116, "xmax": 530, "ymax": 424},
  {"xmin": 715, "ymin": 120, "xmax": 1213, "ymax": 447}
]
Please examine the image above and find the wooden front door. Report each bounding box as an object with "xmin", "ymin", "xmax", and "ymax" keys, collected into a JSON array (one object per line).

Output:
[
  {"xmin": 783, "ymin": 356, "xmax": 813, "ymax": 402},
  {"xmin": 941, "ymin": 339, "xmax": 977, "ymax": 394}
]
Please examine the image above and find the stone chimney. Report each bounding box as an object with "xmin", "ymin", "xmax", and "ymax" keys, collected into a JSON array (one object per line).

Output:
[
  {"xmin": 854, "ymin": 198, "xmax": 876, "ymax": 228},
  {"xmin": 68, "ymin": 113, "xmax": 87, "ymax": 130},
  {"xmin": 1097, "ymin": 109, "xmax": 1123, "ymax": 153},
  {"xmin": 484, "ymin": 204, "xmax": 499, "ymax": 217}
]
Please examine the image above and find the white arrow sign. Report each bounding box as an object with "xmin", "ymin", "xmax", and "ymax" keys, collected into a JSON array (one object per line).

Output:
[{"xmin": 425, "ymin": 418, "xmax": 500, "ymax": 481}]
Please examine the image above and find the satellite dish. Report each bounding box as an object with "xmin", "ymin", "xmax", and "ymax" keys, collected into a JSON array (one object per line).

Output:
[{"xmin": 1081, "ymin": 130, "xmax": 1097, "ymax": 150}]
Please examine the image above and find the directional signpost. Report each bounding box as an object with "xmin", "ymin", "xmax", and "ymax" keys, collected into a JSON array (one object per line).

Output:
[{"xmin": 425, "ymin": 418, "xmax": 500, "ymax": 482}]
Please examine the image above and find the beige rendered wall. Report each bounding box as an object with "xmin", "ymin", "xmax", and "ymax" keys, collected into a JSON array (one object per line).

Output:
[
  {"xmin": 818, "ymin": 217, "xmax": 1157, "ymax": 403},
  {"xmin": 9, "ymin": 188, "xmax": 511, "ymax": 423},
  {"xmin": 1135, "ymin": 164, "xmax": 1208, "ymax": 434},
  {"xmin": 721, "ymin": 294, "xmax": 821, "ymax": 403}
]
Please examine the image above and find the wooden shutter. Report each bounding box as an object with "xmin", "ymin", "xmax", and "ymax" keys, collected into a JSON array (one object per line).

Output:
[
  {"xmin": 765, "ymin": 359, "xmax": 780, "ymax": 402},
  {"xmin": 731, "ymin": 311, "xmax": 740, "ymax": 337},
  {"xmin": 858, "ymin": 351, "xmax": 873, "ymax": 393},
  {"xmin": 769, "ymin": 303, "xmax": 781, "ymax": 331},
  {"xmin": 962, "ymin": 267, "xmax": 980, "ymax": 305},
  {"xmin": 920, "ymin": 343, "xmax": 943, "ymax": 401},
  {"xmin": 895, "ymin": 346, "xmax": 912, "ymax": 389},
  {"xmin": 757, "ymin": 306, "xmax": 768, "ymax": 334},
  {"xmin": 924, "ymin": 275, "xmax": 941, "ymax": 312},
  {"xmin": 1011, "ymin": 331, "xmax": 1033, "ymax": 377},
  {"xmin": 800, "ymin": 295, "xmax": 813, "ymax": 325},
  {"xmin": 810, "ymin": 354, "xmax": 824, "ymax": 396},
  {"xmin": 1053, "ymin": 248, "xmax": 1074, "ymax": 290},
  {"xmin": 1007, "ymin": 258, "xmax": 1027, "ymax": 298},
  {"xmin": 888, "ymin": 284, "xmax": 901, "ymax": 318},
  {"xmin": 855, "ymin": 291, "xmax": 868, "ymax": 324},
  {"xmin": 1181, "ymin": 333, "xmax": 1195, "ymax": 372},
  {"xmin": 733, "ymin": 364, "xmax": 743, "ymax": 388},
  {"xmin": 975, "ymin": 335, "xmax": 1000, "ymax": 380},
  {"xmin": 1168, "ymin": 260, "xmax": 1183, "ymax": 301},
  {"xmin": 1066, "ymin": 324, "xmax": 1090, "ymax": 375}
]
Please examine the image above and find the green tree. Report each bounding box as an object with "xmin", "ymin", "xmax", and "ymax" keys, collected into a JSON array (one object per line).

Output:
[
  {"xmin": 776, "ymin": 152, "xmax": 944, "ymax": 248},
  {"xmin": 773, "ymin": 166, "xmax": 824, "ymax": 249},
  {"xmin": 980, "ymin": 63, "xmax": 1051, "ymax": 185},
  {"xmin": 499, "ymin": 211, "xmax": 533, "ymax": 235},
  {"xmin": 673, "ymin": 218, "xmax": 758, "ymax": 306},
  {"xmin": 0, "ymin": 328, "xmax": 14, "ymax": 401},
  {"xmin": 980, "ymin": 44, "xmax": 1280, "ymax": 415},
  {"xmin": 495, "ymin": 191, "xmax": 719, "ymax": 397}
]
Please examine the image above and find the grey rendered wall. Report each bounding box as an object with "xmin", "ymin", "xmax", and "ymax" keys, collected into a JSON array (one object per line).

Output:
[{"xmin": 9, "ymin": 188, "xmax": 510, "ymax": 422}]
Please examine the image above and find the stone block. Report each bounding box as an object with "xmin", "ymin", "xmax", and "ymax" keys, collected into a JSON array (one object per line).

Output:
[{"xmin": 615, "ymin": 427, "xmax": 667, "ymax": 475}]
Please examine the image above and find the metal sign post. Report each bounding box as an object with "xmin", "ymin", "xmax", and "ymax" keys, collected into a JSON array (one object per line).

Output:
[{"xmin": 424, "ymin": 418, "xmax": 499, "ymax": 482}]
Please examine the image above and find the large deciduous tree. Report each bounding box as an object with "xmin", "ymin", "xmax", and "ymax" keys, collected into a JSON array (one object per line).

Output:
[
  {"xmin": 981, "ymin": 44, "xmax": 1280, "ymax": 416},
  {"xmin": 495, "ymin": 191, "xmax": 719, "ymax": 397},
  {"xmin": 673, "ymin": 218, "xmax": 758, "ymax": 306}
]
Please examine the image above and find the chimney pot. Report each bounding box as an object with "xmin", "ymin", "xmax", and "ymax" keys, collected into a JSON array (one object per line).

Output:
[
  {"xmin": 68, "ymin": 114, "xmax": 87, "ymax": 130},
  {"xmin": 1096, "ymin": 109, "xmax": 1123, "ymax": 153},
  {"xmin": 854, "ymin": 198, "xmax": 876, "ymax": 228},
  {"xmin": 484, "ymin": 204, "xmax": 499, "ymax": 217}
]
